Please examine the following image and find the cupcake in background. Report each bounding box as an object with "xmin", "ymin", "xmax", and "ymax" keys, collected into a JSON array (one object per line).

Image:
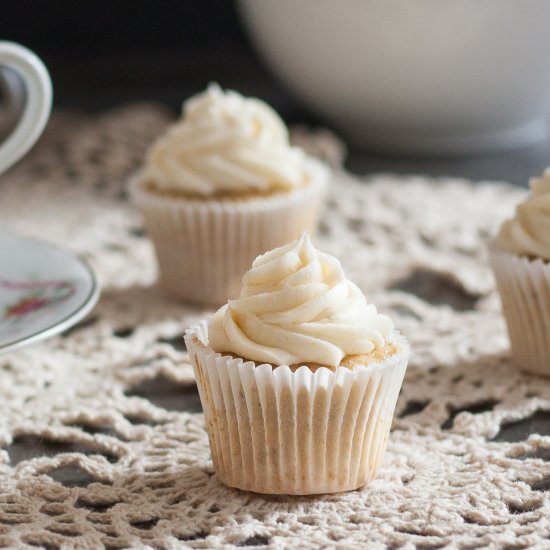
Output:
[
  {"xmin": 185, "ymin": 234, "xmax": 409, "ymax": 495},
  {"xmin": 489, "ymin": 169, "xmax": 550, "ymax": 376},
  {"xmin": 130, "ymin": 84, "xmax": 329, "ymax": 305}
]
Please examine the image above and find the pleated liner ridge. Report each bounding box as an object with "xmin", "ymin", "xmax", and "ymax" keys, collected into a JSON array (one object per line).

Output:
[
  {"xmin": 185, "ymin": 322, "xmax": 409, "ymax": 495},
  {"xmin": 489, "ymin": 245, "xmax": 550, "ymax": 377},
  {"xmin": 129, "ymin": 171, "xmax": 327, "ymax": 306}
]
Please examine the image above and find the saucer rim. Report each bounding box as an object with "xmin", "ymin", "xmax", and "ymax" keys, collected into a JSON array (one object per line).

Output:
[{"xmin": 0, "ymin": 229, "xmax": 100, "ymax": 354}]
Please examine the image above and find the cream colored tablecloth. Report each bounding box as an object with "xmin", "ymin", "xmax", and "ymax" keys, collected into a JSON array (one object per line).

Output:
[{"xmin": 0, "ymin": 105, "xmax": 548, "ymax": 549}]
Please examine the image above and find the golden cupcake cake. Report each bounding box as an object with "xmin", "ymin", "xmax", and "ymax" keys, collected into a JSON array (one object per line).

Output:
[
  {"xmin": 130, "ymin": 84, "xmax": 329, "ymax": 305},
  {"xmin": 185, "ymin": 234, "xmax": 409, "ymax": 495},
  {"xmin": 490, "ymin": 169, "xmax": 550, "ymax": 376}
]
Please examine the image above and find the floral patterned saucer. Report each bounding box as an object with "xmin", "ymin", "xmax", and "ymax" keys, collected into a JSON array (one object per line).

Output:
[{"xmin": 0, "ymin": 230, "xmax": 100, "ymax": 354}]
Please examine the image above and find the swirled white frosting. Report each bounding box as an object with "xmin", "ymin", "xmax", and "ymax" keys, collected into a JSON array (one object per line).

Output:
[
  {"xmin": 497, "ymin": 169, "xmax": 550, "ymax": 261},
  {"xmin": 208, "ymin": 234, "xmax": 395, "ymax": 368},
  {"xmin": 143, "ymin": 84, "xmax": 314, "ymax": 196}
]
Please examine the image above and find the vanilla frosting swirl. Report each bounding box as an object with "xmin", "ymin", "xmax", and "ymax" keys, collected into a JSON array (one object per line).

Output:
[
  {"xmin": 208, "ymin": 234, "xmax": 395, "ymax": 368},
  {"xmin": 497, "ymin": 169, "xmax": 550, "ymax": 260},
  {"xmin": 143, "ymin": 84, "xmax": 313, "ymax": 196}
]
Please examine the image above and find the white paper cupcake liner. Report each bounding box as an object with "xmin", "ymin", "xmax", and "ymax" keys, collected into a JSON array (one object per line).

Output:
[
  {"xmin": 185, "ymin": 322, "xmax": 409, "ymax": 495},
  {"xmin": 129, "ymin": 165, "xmax": 328, "ymax": 306},
  {"xmin": 489, "ymin": 244, "xmax": 550, "ymax": 376}
]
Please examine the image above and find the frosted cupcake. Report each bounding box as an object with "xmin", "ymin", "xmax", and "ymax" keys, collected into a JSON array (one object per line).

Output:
[
  {"xmin": 130, "ymin": 84, "xmax": 329, "ymax": 305},
  {"xmin": 185, "ymin": 234, "xmax": 409, "ymax": 495},
  {"xmin": 489, "ymin": 169, "xmax": 550, "ymax": 376}
]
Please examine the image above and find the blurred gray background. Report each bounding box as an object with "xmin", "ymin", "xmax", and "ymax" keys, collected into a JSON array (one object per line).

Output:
[{"xmin": 1, "ymin": 0, "xmax": 548, "ymax": 186}]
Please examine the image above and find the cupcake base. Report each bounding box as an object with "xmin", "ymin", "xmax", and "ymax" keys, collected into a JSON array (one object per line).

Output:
[
  {"xmin": 489, "ymin": 245, "xmax": 550, "ymax": 377},
  {"xmin": 185, "ymin": 322, "xmax": 409, "ymax": 495}
]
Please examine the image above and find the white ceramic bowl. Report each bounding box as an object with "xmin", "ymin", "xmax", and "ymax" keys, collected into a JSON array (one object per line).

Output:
[{"xmin": 238, "ymin": 0, "xmax": 550, "ymax": 155}]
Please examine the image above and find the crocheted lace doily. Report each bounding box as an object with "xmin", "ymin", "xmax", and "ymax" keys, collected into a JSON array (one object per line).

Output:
[{"xmin": 1, "ymin": 105, "xmax": 549, "ymax": 550}]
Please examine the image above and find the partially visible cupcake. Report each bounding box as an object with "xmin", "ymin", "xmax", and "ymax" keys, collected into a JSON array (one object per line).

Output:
[
  {"xmin": 185, "ymin": 234, "xmax": 409, "ymax": 495},
  {"xmin": 130, "ymin": 84, "xmax": 329, "ymax": 305},
  {"xmin": 489, "ymin": 169, "xmax": 550, "ymax": 376}
]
